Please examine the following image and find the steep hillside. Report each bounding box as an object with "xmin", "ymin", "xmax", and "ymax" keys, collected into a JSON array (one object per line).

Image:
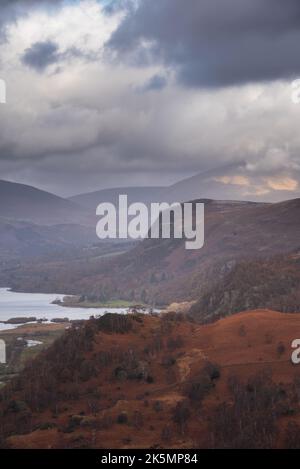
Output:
[
  {"xmin": 1, "ymin": 310, "xmax": 300, "ymax": 449},
  {"xmin": 190, "ymin": 251, "xmax": 300, "ymax": 323}
]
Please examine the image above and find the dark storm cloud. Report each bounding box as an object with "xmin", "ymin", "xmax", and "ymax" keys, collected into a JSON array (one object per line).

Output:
[
  {"xmin": 22, "ymin": 41, "xmax": 59, "ymax": 71},
  {"xmin": 107, "ymin": 0, "xmax": 300, "ymax": 87},
  {"xmin": 21, "ymin": 41, "xmax": 98, "ymax": 72}
]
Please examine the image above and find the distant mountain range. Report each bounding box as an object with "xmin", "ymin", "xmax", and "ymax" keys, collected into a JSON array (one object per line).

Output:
[
  {"xmin": 69, "ymin": 165, "xmax": 300, "ymax": 210},
  {"xmin": 0, "ymin": 175, "xmax": 259, "ymax": 260},
  {"xmin": 3, "ymin": 166, "xmax": 300, "ymax": 228},
  {"xmin": 69, "ymin": 186, "xmax": 165, "ymax": 211},
  {"xmin": 69, "ymin": 176, "xmax": 250, "ymax": 212}
]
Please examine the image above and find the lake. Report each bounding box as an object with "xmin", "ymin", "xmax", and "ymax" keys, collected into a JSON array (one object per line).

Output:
[{"xmin": 0, "ymin": 288, "xmax": 128, "ymax": 331}]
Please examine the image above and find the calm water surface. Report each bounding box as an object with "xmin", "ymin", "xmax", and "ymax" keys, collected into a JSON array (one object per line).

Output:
[{"xmin": 0, "ymin": 288, "xmax": 127, "ymax": 331}]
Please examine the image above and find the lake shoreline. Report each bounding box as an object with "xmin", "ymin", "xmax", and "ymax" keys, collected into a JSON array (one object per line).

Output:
[
  {"xmin": 0, "ymin": 288, "xmax": 128, "ymax": 331},
  {"xmin": 7, "ymin": 288, "xmax": 142, "ymax": 310}
]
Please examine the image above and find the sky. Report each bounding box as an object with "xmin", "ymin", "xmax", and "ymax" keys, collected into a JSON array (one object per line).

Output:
[{"xmin": 0, "ymin": 0, "xmax": 300, "ymax": 199}]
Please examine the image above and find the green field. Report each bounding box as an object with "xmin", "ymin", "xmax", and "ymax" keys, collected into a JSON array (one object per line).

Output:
[{"xmin": 60, "ymin": 298, "xmax": 144, "ymax": 309}]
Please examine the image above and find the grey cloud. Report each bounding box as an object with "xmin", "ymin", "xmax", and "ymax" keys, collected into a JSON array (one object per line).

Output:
[
  {"xmin": 1, "ymin": 71, "xmax": 300, "ymax": 199},
  {"xmin": 1, "ymin": 0, "xmax": 300, "ymax": 201},
  {"xmin": 102, "ymin": 0, "xmax": 131, "ymax": 16},
  {"xmin": 22, "ymin": 41, "xmax": 59, "ymax": 71},
  {"xmin": 0, "ymin": 1, "xmax": 64, "ymax": 40},
  {"xmin": 21, "ymin": 41, "xmax": 98, "ymax": 72},
  {"xmin": 107, "ymin": 0, "xmax": 300, "ymax": 87},
  {"xmin": 137, "ymin": 74, "xmax": 168, "ymax": 93}
]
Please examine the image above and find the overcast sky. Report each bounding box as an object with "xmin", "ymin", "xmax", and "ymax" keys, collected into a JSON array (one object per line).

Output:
[{"xmin": 0, "ymin": 0, "xmax": 300, "ymax": 199}]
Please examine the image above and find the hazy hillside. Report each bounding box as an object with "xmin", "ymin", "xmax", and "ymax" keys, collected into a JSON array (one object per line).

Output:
[
  {"xmin": 164, "ymin": 167, "xmax": 300, "ymax": 204},
  {"xmin": 69, "ymin": 170, "xmax": 253, "ymax": 211},
  {"xmin": 0, "ymin": 181, "xmax": 103, "ymax": 260},
  {"xmin": 0, "ymin": 180, "xmax": 88, "ymax": 226},
  {"xmin": 1, "ymin": 310, "xmax": 300, "ymax": 449},
  {"xmin": 70, "ymin": 167, "xmax": 300, "ymax": 209},
  {"xmin": 70, "ymin": 186, "xmax": 165, "ymax": 211},
  {"xmin": 0, "ymin": 217, "xmax": 100, "ymax": 260}
]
